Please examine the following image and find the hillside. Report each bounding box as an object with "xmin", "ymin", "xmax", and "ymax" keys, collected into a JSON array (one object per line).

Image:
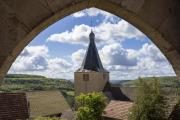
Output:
[
  {"xmin": 5, "ymin": 74, "xmax": 46, "ymax": 78},
  {"xmin": 1, "ymin": 74, "xmax": 74, "ymax": 92},
  {"xmin": 0, "ymin": 74, "xmax": 75, "ymax": 108},
  {"xmin": 110, "ymin": 76, "xmax": 179, "ymax": 87},
  {"xmin": 26, "ymin": 90, "xmax": 71, "ymax": 118},
  {"xmin": 1, "ymin": 74, "xmax": 179, "ymax": 107}
]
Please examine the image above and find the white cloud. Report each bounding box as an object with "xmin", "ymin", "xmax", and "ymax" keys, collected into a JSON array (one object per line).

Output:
[
  {"xmin": 9, "ymin": 8, "xmax": 176, "ymax": 80},
  {"xmin": 69, "ymin": 42, "xmax": 175, "ymax": 80},
  {"xmin": 73, "ymin": 12, "xmax": 86, "ymax": 17},
  {"xmin": 104, "ymin": 43, "xmax": 176, "ymax": 80},
  {"xmin": 47, "ymin": 20, "xmax": 145, "ymax": 46},
  {"xmin": 72, "ymin": 8, "xmax": 124, "ymax": 23},
  {"xmin": 99, "ymin": 43, "xmax": 137, "ymax": 66},
  {"xmin": 10, "ymin": 45, "xmax": 49, "ymax": 72},
  {"xmin": 138, "ymin": 43, "xmax": 166, "ymax": 62},
  {"xmin": 71, "ymin": 49, "xmax": 86, "ymax": 64},
  {"xmin": 9, "ymin": 45, "xmax": 74, "ymax": 79},
  {"xmin": 48, "ymin": 58, "xmax": 72, "ymax": 72},
  {"xmin": 72, "ymin": 8, "xmax": 114, "ymax": 18},
  {"xmin": 47, "ymin": 24, "xmax": 90, "ymax": 45},
  {"xmin": 9, "ymin": 43, "xmax": 176, "ymax": 80}
]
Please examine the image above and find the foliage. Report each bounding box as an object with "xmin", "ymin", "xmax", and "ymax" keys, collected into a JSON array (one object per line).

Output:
[
  {"xmin": 34, "ymin": 116, "xmax": 65, "ymax": 120},
  {"xmin": 76, "ymin": 92, "xmax": 107, "ymax": 120},
  {"xmin": 128, "ymin": 77, "xmax": 168, "ymax": 120},
  {"xmin": 5, "ymin": 74, "xmax": 46, "ymax": 78},
  {"xmin": 0, "ymin": 75, "xmax": 74, "ymax": 92}
]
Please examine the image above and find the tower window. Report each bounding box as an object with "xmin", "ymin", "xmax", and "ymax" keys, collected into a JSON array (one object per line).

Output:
[{"xmin": 83, "ymin": 74, "xmax": 89, "ymax": 81}]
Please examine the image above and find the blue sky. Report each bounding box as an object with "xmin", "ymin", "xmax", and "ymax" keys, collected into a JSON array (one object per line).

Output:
[{"xmin": 9, "ymin": 8, "xmax": 176, "ymax": 80}]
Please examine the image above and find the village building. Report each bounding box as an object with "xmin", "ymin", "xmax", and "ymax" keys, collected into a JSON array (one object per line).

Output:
[
  {"xmin": 102, "ymin": 100, "xmax": 133, "ymax": 120},
  {"xmin": 74, "ymin": 31, "xmax": 179, "ymax": 120},
  {"xmin": 0, "ymin": 93, "xmax": 29, "ymax": 120},
  {"xmin": 0, "ymin": 32, "xmax": 179, "ymax": 120},
  {"xmin": 0, "ymin": 91, "xmax": 72, "ymax": 120},
  {"xmin": 74, "ymin": 31, "xmax": 109, "ymax": 96},
  {"xmin": 74, "ymin": 31, "xmax": 135, "ymax": 119}
]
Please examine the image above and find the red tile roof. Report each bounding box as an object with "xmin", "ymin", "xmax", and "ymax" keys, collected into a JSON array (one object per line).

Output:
[
  {"xmin": 103, "ymin": 100, "xmax": 133, "ymax": 120},
  {"xmin": 0, "ymin": 93, "xmax": 29, "ymax": 120}
]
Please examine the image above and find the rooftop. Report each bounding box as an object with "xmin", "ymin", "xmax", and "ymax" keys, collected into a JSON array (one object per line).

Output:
[
  {"xmin": 76, "ymin": 31, "xmax": 108, "ymax": 72},
  {"xmin": 0, "ymin": 93, "xmax": 29, "ymax": 120},
  {"xmin": 103, "ymin": 100, "xmax": 133, "ymax": 120}
]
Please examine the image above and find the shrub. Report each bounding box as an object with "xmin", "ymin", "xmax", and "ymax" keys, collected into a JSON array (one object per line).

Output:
[
  {"xmin": 129, "ymin": 77, "xmax": 167, "ymax": 120},
  {"xmin": 76, "ymin": 92, "xmax": 107, "ymax": 120}
]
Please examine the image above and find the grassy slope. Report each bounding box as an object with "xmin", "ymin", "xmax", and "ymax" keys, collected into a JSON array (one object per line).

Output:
[
  {"xmin": 26, "ymin": 90, "xmax": 71, "ymax": 118},
  {"xmin": 0, "ymin": 74, "xmax": 75, "ymax": 108},
  {"xmin": 1, "ymin": 74, "xmax": 178, "ymax": 106},
  {"xmin": 1, "ymin": 74, "xmax": 74, "ymax": 92}
]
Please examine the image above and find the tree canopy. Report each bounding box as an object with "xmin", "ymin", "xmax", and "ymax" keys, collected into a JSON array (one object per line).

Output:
[
  {"xmin": 75, "ymin": 92, "xmax": 107, "ymax": 120},
  {"xmin": 129, "ymin": 77, "xmax": 167, "ymax": 120}
]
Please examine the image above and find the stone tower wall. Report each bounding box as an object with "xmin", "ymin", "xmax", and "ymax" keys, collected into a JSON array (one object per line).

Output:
[{"xmin": 74, "ymin": 72, "xmax": 109, "ymax": 96}]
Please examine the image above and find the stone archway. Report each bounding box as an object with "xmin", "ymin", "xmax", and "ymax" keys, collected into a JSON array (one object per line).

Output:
[{"xmin": 0, "ymin": 0, "xmax": 180, "ymax": 83}]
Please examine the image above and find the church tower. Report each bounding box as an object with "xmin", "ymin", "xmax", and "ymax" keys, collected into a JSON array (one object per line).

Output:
[{"xmin": 74, "ymin": 31, "xmax": 109, "ymax": 96}]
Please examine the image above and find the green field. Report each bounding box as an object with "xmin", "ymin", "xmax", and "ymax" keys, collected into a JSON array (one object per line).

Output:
[
  {"xmin": 0, "ymin": 74, "xmax": 75, "ymax": 107},
  {"xmin": 1, "ymin": 74, "xmax": 179, "ymax": 107},
  {"xmin": 26, "ymin": 90, "xmax": 71, "ymax": 118},
  {"xmin": 1, "ymin": 74, "xmax": 74, "ymax": 92}
]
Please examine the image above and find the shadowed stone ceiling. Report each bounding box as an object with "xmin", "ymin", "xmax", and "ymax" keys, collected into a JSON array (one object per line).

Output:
[{"xmin": 0, "ymin": 0, "xmax": 180, "ymax": 82}]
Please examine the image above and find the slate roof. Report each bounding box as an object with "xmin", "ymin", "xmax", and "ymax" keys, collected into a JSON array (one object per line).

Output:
[
  {"xmin": 0, "ymin": 93, "xmax": 29, "ymax": 120},
  {"xmin": 76, "ymin": 31, "xmax": 108, "ymax": 72},
  {"xmin": 103, "ymin": 82, "xmax": 133, "ymax": 101},
  {"xmin": 103, "ymin": 100, "xmax": 133, "ymax": 120}
]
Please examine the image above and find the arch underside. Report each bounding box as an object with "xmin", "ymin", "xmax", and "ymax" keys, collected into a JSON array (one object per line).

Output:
[{"xmin": 0, "ymin": 0, "xmax": 180, "ymax": 83}]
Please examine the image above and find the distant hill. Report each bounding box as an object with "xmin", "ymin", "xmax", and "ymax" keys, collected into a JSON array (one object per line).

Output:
[
  {"xmin": 110, "ymin": 76, "xmax": 179, "ymax": 87},
  {"xmin": 5, "ymin": 74, "xmax": 46, "ymax": 78},
  {"xmin": 110, "ymin": 80, "xmax": 131, "ymax": 86},
  {"xmin": 1, "ymin": 74, "xmax": 74, "ymax": 92},
  {"xmin": 1, "ymin": 74, "xmax": 75, "ymax": 108}
]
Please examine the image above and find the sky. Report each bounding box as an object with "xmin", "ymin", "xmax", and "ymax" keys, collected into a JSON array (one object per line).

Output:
[{"xmin": 8, "ymin": 8, "xmax": 176, "ymax": 80}]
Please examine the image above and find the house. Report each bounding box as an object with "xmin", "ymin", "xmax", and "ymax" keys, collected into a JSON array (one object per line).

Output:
[
  {"xmin": 103, "ymin": 100, "xmax": 133, "ymax": 120},
  {"xmin": 0, "ymin": 93, "xmax": 29, "ymax": 120}
]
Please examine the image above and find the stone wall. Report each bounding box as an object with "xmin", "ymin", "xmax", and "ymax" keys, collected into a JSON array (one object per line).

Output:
[
  {"xmin": 0, "ymin": 0, "xmax": 180, "ymax": 82},
  {"xmin": 74, "ymin": 72, "xmax": 109, "ymax": 96}
]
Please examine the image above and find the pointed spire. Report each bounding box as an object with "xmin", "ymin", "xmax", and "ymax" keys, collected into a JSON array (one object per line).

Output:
[
  {"xmin": 77, "ymin": 31, "xmax": 108, "ymax": 72},
  {"xmin": 89, "ymin": 30, "xmax": 95, "ymax": 42}
]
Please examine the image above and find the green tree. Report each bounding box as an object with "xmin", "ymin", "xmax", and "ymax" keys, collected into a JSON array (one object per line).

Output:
[
  {"xmin": 129, "ymin": 77, "xmax": 167, "ymax": 120},
  {"xmin": 76, "ymin": 92, "xmax": 107, "ymax": 120}
]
